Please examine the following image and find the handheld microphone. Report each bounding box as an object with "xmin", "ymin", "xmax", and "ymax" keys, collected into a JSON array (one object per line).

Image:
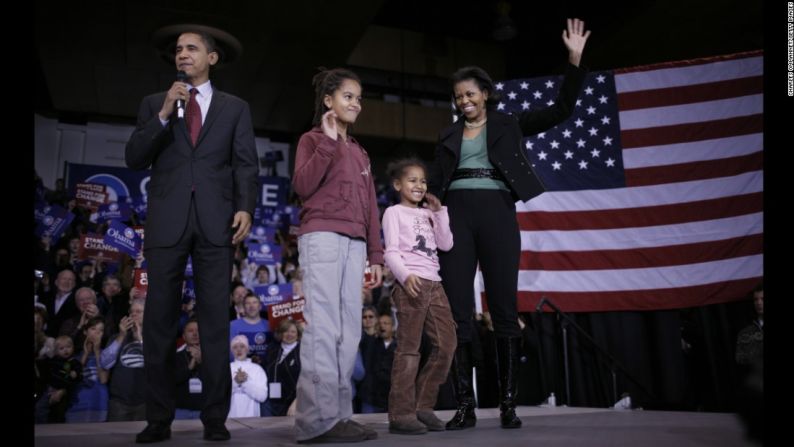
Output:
[{"xmin": 176, "ymin": 70, "xmax": 187, "ymax": 119}]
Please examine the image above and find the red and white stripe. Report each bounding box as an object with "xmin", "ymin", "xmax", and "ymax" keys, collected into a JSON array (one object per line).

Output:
[{"xmin": 516, "ymin": 51, "xmax": 763, "ymax": 313}]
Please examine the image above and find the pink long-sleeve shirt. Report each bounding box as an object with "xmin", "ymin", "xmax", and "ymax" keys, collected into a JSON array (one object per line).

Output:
[{"xmin": 381, "ymin": 204, "xmax": 453, "ymax": 285}]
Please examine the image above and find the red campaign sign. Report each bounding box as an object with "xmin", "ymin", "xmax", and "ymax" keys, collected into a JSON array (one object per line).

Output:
[
  {"xmin": 132, "ymin": 226, "xmax": 145, "ymax": 240},
  {"xmin": 74, "ymin": 183, "xmax": 107, "ymax": 211},
  {"xmin": 77, "ymin": 234, "xmax": 121, "ymax": 262},
  {"xmin": 133, "ymin": 226, "xmax": 145, "ymax": 262},
  {"xmin": 267, "ymin": 297, "xmax": 305, "ymax": 328},
  {"xmin": 133, "ymin": 268, "xmax": 148, "ymax": 293}
]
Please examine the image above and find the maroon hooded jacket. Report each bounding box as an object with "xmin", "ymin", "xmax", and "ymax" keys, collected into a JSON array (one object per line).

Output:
[{"xmin": 292, "ymin": 127, "xmax": 384, "ymax": 266}]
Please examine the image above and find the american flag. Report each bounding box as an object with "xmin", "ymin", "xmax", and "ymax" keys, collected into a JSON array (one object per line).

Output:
[{"xmin": 498, "ymin": 51, "xmax": 763, "ymax": 312}]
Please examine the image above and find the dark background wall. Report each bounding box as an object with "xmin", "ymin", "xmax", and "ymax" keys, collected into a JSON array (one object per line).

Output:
[{"xmin": 34, "ymin": 0, "xmax": 764, "ymax": 179}]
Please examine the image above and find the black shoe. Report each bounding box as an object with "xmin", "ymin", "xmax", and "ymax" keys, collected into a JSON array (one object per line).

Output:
[
  {"xmin": 500, "ymin": 406, "xmax": 522, "ymax": 429},
  {"xmin": 446, "ymin": 404, "xmax": 477, "ymax": 430},
  {"xmin": 135, "ymin": 422, "xmax": 171, "ymax": 444},
  {"xmin": 203, "ymin": 421, "xmax": 231, "ymax": 441}
]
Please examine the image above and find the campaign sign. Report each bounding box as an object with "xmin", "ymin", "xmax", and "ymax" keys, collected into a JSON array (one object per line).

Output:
[
  {"xmin": 184, "ymin": 256, "xmax": 193, "ymax": 277},
  {"xmin": 267, "ymin": 296, "xmax": 305, "ymax": 328},
  {"xmin": 103, "ymin": 221, "xmax": 141, "ymax": 257},
  {"xmin": 247, "ymin": 225, "xmax": 277, "ymax": 243},
  {"xmin": 78, "ymin": 233, "xmax": 121, "ymax": 262},
  {"xmin": 183, "ymin": 278, "xmax": 196, "ymax": 303},
  {"xmin": 254, "ymin": 283, "xmax": 293, "ymax": 307},
  {"xmin": 74, "ymin": 183, "xmax": 107, "ymax": 211},
  {"xmin": 132, "ymin": 226, "xmax": 146, "ymax": 268},
  {"xmin": 35, "ymin": 204, "xmax": 74, "ymax": 244},
  {"xmin": 246, "ymin": 242, "xmax": 282, "ymax": 265},
  {"xmin": 132, "ymin": 226, "xmax": 145, "ymax": 241},
  {"xmin": 94, "ymin": 201, "xmax": 132, "ymax": 223},
  {"xmin": 282, "ymin": 205, "xmax": 301, "ymax": 226},
  {"xmin": 131, "ymin": 196, "xmax": 148, "ymax": 221},
  {"xmin": 34, "ymin": 203, "xmax": 54, "ymax": 224},
  {"xmin": 259, "ymin": 176, "xmax": 290, "ymax": 208},
  {"xmin": 254, "ymin": 206, "xmax": 285, "ymax": 228},
  {"xmin": 67, "ymin": 162, "xmax": 150, "ymax": 201},
  {"xmin": 133, "ymin": 268, "xmax": 148, "ymax": 293}
]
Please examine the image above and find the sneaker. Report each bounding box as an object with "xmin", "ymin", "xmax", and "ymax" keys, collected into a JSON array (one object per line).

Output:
[
  {"xmin": 388, "ymin": 418, "xmax": 428, "ymax": 435},
  {"xmin": 346, "ymin": 419, "xmax": 378, "ymax": 440},
  {"xmin": 416, "ymin": 410, "xmax": 446, "ymax": 431},
  {"xmin": 297, "ymin": 420, "xmax": 367, "ymax": 444}
]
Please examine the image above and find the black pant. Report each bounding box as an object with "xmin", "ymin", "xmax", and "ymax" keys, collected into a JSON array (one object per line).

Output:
[
  {"xmin": 439, "ymin": 189, "xmax": 521, "ymax": 342},
  {"xmin": 142, "ymin": 197, "xmax": 233, "ymax": 424}
]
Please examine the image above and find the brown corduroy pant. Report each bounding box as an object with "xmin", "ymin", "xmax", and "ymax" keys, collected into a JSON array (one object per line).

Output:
[{"xmin": 388, "ymin": 278, "xmax": 457, "ymax": 421}]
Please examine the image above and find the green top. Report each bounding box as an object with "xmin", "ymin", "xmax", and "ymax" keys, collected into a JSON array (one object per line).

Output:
[{"xmin": 448, "ymin": 128, "xmax": 509, "ymax": 191}]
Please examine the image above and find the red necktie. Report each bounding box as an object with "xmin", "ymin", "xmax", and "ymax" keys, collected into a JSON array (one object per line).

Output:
[{"xmin": 186, "ymin": 88, "xmax": 201, "ymax": 146}]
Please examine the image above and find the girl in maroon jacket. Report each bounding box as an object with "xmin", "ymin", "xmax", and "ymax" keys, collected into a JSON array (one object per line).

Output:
[{"xmin": 291, "ymin": 68, "xmax": 383, "ymax": 444}]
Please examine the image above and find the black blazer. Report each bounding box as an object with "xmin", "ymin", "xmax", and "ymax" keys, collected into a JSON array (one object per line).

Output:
[
  {"xmin": 40, "ymin": 291, "xmax": 77, "ymax": 337},
  {"xmin": 125, "ymin": 89, "xmax": 259, "ymax": 248},
  {"xmin": 263, "ymin": 342, "xmax": 301, "ymax": 402},
  {"xmin": 431, "ymin": 63, "xmax": 586, "ymax": 203}
]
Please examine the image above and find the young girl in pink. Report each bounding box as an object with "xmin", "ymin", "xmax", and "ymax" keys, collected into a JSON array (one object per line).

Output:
[{"xmin": 382, "ymin": 158, "xmax": 457, "ymax": 435}]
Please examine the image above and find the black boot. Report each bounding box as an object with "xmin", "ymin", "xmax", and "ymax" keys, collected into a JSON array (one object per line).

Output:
[
  {"xmin": 495, "ymin": 337, "xmax": 522, "ymax": 428},
  {"xmin": 446, "ymin": 342, "xmax": 477, "ymax": 430}
]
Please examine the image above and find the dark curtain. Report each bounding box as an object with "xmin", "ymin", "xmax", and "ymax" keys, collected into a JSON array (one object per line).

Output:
[
  {"xmin": 518, "ymin": 299, "xmax": 755, "ymax": 411},
  {"xmin": 435, "ymin": 298, "xmax": 756, "ymax": 412}
]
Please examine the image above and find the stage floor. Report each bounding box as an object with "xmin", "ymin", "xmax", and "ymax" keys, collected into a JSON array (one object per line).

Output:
[{"xmin": 35, "ymin": 405, "xmax": 757, "ymax": 446}]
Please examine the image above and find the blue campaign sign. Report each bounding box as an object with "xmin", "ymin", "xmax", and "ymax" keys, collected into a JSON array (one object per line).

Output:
[
  {"xmin": 103, "ymin": 220, "xmax": 141, "ymax": 257},
  {"xmin": 95, "ymin": 201, "xmax": 133, "ymax": 223},
  {"xmin": 184, "ymin": 256, "xmax": 193, "ymax": 277},
  {"xmin": 246, "ymin": 242, "xmax": 282, "ymax": 265},
  {"xmin": 182, "ymin": 278, "xmax": 196, "ymax": 303},
  {"xmin": 282, "ymin": 205, "xmax": 301, "ymax": 226},
  {"xmin": 254, "ymin": 206, "xmax": 283, "ymax": 228},
  {"xmin": 130, "ymin": 196, "xmax": 148, "ymax": 221},
  {"xmin": 259, "ymin": 176, "xmax": 290, "ymax": 208},
  {"xmin": 254, "ymin": 205, "xmax": 300, "ymax": 231},
  {"xmin": 67, "ymin": 162, "xmax": 151, "ymax": 201},
  {"xmin": 253, "ymin": 283, "xmax": 293, "ymax": 307},
  {"xmin": 35, "ymin": 204, "xmax": 75, "ymax": 244},
  {"xmin": 248, "ymin": 225, "xmax": 278, "ymax": 242}
]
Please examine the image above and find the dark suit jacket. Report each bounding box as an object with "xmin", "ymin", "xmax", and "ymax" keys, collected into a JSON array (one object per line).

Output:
[
  {"xmin": 431, "ymin": 63, "xmax": 586, "ymax": 203},
  {"xmin": 40, "ymin": 291, "xmax": 77, "ymax": 337},
  {"xmin": 125, "ymin": 88, "xmax": 259, "ymax": 248}
]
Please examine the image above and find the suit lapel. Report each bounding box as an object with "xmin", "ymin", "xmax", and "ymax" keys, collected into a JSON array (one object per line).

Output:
[
  {"xmin": 176, "ymin": 116, "xmax": 192, "ymax": 150},
  {"xmin": 440, "ymin": 119, "xmax": 464, "ymax": 160},
  {"xmin": 486, "ymin": 112, "xmax": 508, "ymax": 151},
  {"xmin": 195, "ymin": 90, "xmax": 228, "ymax": 148}
]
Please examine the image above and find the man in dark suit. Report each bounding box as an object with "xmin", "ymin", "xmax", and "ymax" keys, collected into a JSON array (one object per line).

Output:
[
  {"xmin": 125, "ymin": 29, "xmax": 258, "ymax": 443},
  {"xmin": 40, "ymin": 268, "xmax": 78, "ymax": 337}
]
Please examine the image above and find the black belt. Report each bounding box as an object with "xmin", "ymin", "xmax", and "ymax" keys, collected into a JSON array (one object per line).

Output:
[{"xmin": 451, "ymin": 168, "xmax": 504, "ymax": 181}]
